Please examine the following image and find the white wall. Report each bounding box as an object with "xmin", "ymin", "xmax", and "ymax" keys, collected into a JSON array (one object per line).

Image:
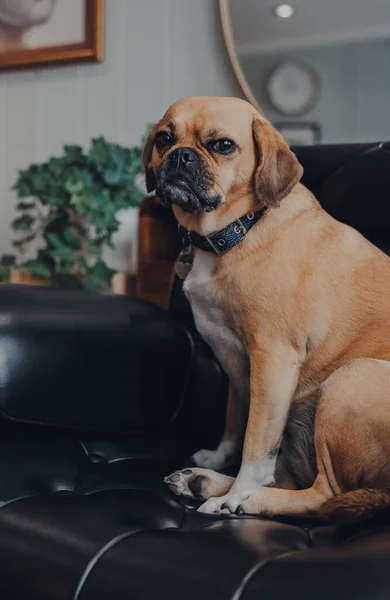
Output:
[
  {"xmin": 0, "ymin": 0, "xmax": 240, "ymax": 273},
  {"xmin": 240, "ymin": 38, "xmax": 390, "ymax": 145}
]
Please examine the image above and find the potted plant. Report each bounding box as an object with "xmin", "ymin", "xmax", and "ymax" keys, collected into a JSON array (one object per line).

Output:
[{"xmin": 0, "ymin": 131, "xmax": 150, "ymax": 292}]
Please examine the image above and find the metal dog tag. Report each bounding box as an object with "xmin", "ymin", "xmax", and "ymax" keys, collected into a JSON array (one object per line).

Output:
[{"xmin": 175, "ymin": 244, "xmax": 194, "ymax": 280}]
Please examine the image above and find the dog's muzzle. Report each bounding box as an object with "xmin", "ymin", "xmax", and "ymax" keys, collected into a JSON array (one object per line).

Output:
[{"xmin": 156, "ymin": 147, "xmax": 221, "ymax": 213}]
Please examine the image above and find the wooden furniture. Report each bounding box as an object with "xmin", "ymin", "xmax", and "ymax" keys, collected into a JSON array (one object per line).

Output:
[
  {"xmin": 136, "ymin": 196, "xmax": 181, "ymax": 309},
  {"xmin": 111, "ymin": 272, "xmax": 136, "ymax": 296},
  {"xmin": 10, "ymin": 270, "xmax": 48, "ymax": 286}
]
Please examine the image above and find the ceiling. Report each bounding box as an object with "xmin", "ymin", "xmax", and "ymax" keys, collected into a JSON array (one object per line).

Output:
[{"xmin": 229, "ymin": 0, "xmax": 390, "ymax": 55}]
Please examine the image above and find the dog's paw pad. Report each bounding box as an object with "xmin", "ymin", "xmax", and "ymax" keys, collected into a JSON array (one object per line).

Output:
[{"xmin": 164, "ymin": 469, "xmax": 206, "ymax": 499}]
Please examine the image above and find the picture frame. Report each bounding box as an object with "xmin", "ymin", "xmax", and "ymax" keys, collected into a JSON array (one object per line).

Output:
[
  {"xmin": 276, "ymin": 122, "xmax": 321, "ymax": 146},
  {"xmin": 0, "ymin": 0, "xmax": 104, "ymax": 72}
]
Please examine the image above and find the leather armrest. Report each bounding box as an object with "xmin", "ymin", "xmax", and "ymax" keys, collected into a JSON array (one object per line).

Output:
[{"xmin": 0, "ymin": 284, "xmax": 193, "ymax": 433}]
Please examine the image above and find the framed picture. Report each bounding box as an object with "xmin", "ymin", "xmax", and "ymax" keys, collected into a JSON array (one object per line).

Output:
[
  {"xmin": 276, "ymin": 123, "xmax": 321, "ymax": 147},
  {"xmin": 0, "ymin": 0, "xmax": 104, "ymax": 71}
]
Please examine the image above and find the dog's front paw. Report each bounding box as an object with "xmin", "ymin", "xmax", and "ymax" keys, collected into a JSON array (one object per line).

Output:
[
  {"xmin": 235, "ymin": 489, "xmax": 270, "ymax": 516},
  {"xmin": 164, "ymin": 469, "xmax": 207, "ymax": 500},
  {"xmin": 197, "ymin": 488, "xmax": 253, "ymax": 514},
  {"xmin": 235, "ymin": 493, "xmax": 260, "ymax": 515},
  {"xmin": 197, "ymin": 494, "xmax": 231, "ymax": 514},
  {"xmin": 191, "ymin": 440, "xmax": 238, "ymax": 470}
]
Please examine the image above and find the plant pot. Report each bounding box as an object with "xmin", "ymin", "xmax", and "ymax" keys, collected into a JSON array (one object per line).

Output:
[
  {"xmin": 9, "ymin": 269, "xmax": 136, "ymax": 296},
  {"xmin": 9, "ymin": 269, "xmax": 49, "ymax": 286},
  {"xmin": 111, "ymin": 272, "xmax": 136, "ymax": 296}
]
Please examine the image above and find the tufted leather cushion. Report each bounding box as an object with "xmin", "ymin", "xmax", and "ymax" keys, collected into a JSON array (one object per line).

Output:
[
  {"xmin": 1, "ymin": 143, "xmax": 390, "ymax": 599},
  {"xmin": 296, "ymin": 142, "xmax": 390, "ymax": 253},
  {"xmin": 0, "ymin": 427, "xmax": 389, "ymax": 599},
  {"xmin": 0, "ymin": 284, "xmax": 194, "ymax": 433}
]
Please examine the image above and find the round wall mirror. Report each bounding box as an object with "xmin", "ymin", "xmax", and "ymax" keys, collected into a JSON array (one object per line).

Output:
[{"xmin": 221, "ymin": 0, "xmax": 390, "ymax": 145}]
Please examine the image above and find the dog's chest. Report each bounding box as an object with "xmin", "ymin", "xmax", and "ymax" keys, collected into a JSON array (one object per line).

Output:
[{"xmin": 183, "ymin": 250, "xmax": 248, "ymax": 390}]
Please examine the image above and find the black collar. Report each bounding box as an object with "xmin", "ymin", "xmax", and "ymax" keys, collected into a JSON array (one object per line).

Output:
[{"xmin": 178, "ymin": 208, "xmax": 267, "ymax": 255}]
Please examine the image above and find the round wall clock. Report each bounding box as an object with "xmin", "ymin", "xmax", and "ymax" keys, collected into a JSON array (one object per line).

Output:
[{"xmin": 266, "ymin": 62, "xmax": 320, "ymax": 116}]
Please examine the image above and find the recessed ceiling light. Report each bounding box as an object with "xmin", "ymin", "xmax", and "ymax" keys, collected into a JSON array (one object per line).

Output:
[{"xmin": 274, "ymin": 4, "xmax": 295, "ymax": 18}]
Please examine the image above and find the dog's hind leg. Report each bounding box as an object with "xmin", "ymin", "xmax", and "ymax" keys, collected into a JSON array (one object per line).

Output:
[
  {"xmin": 230, "ymin": 358, "xmax": 390, "ymax": 518},
  {"xmin": 232, "ymin": 408, "xmax": 333, "ymax": 517},
  {"xmin": 221, "ymin": 379, "xmax": 335, "ymax": 517},
  {"xmin": 165, "ymin": 468, "xmax": 235, "ymax": 501}
]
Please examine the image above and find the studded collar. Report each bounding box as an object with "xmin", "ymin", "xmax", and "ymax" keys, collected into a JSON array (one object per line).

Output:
[{"xmin": 177, "ymin": 207, "xmax": 267, "ymax": 256}]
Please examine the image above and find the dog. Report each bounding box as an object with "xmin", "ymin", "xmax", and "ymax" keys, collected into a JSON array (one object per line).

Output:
[{"xmin": 143, "ymin": 96, "xmax": 390, "ymax": 523}]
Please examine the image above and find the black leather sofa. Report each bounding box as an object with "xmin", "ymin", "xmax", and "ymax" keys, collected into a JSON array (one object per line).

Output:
[{"xmin": 1, "ymin": 142, "xmax": 390, "ymax": 599}]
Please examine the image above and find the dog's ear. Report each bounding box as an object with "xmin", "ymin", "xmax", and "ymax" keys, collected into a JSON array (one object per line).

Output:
[
  {"xmin": 252, "ymin": 118, "xmax": 303, "ymax": 207},
  {"xmin": 142, "ymin": 124, "xmax": 159, "ymax": 193}
]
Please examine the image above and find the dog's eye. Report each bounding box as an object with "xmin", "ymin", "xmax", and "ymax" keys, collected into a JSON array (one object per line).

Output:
[
  {"xmin": 211, "ymin": 139, "xmax": 236, "ymax": 155},
  {"xmin": 155, "ymin": 131, "xmax": 173, "ymax": 150}
]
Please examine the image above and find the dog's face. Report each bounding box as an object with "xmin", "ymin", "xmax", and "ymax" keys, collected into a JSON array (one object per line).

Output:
[{"xmin": 143, "ymin": 96, "xmax": 303, "ymax": 216}]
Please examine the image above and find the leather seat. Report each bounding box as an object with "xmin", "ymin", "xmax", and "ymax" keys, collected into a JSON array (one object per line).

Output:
[{"xmin": 1, "ymin": 142, "xmax": 390, "ymax": 599}]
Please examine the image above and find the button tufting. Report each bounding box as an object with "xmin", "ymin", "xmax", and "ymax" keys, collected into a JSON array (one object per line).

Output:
[
  {"xmin": 53, "ymin": 490, "xmax": 76, "ymax": 497},
  {"xmin": 0, "ymin": 170, "xmax": 389, "ymax": 600},
  {"xmin": 89, "ymin": 453, "xmax": 108, "ymax": 465}
]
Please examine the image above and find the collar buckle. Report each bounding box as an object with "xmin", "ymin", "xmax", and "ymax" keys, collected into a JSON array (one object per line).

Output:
[{"xmin": 205, "ymin": 235, "xmax": 222, "ymax": 255}]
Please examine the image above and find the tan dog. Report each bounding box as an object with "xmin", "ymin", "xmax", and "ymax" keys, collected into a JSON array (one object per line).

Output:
[{"xmin": 144, "ymin": 96, "xmax": 390, "ymax": 522}]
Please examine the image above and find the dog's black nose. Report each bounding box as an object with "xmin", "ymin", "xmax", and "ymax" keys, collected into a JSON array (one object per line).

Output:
[{"xmin": 171, "ymin": 147, "xmax": 198, "ymax": 168}]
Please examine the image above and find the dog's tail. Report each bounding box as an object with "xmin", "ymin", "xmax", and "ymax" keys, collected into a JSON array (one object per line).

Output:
[{"xmin": 320, "ymin": 489, "xmax": 390, "ymax": 525}]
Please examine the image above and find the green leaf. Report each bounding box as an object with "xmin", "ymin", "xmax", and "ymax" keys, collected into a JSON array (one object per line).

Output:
[
  {"xmin": 45, "ymin": 195, "xmax": 68, "ymax": 207},
  {"xmin": 0, "ymin": 268, "xmax": 11, "ymax": 281},
  {"xmin": 88, "ymin": 137, "xmax": 110, "ymax": 167},
  {"xmin": 92, "ymin": 201, "xmax": 120, "ymax": 234},
  {"xmin": 46, "ymin": 156, "xmax": 67, "ymax": 177},
  {"xmin": 12, "ymin": 214, "xmax": 35, "ymax": 232},
  {"xmin": 13, "ymin": 180, "xmax": 31, "ymax": 198},
  {"xmin": 87, "ymin": 241, "xmax": 102, "ymax": 256},
  {"xmin": 36, "ymin": 250, "xmax": 56, "ymax": 271},
  {"xmin": 0, "ymin": 255, "xmax": 16, "ymax": 267},
  {"xmin": 43, "ymin": 211, "xmax": 69, "ymax": 238},
  {"xmin": 65, "ymin": 177, "xmax": 84, "ymax": 195},
  {"xmin": 69, "ymin": 190, "xmax": 99, "ymax": 215},
  {"xmin": 20, "ymin": 249, "xmax": 55, "ymax": 280},
  {"xmin": 103, "ymin": 167, "xmax": 122, "ymax": 186},
  {"xmin": 63, "ymin": 145, "xmax": 85, "ymax": 164},
  {"xmin": 21, "ymin": 259, "xmax": 51, "ymax": 279},
  {"xmin": 82, "ymin": 260, "xmax": 115, "ymax": 292},
  {"xmin": 13, "ymin": 234, "xmax": 36, "ymax": 248},
  {"xmin": 76, "ymin": 256, "xmax": 88, "ymax": 274},
  {"xmin": 51, "ymin": 247, "xmax": 74, "ymax": 261},
  {"xmin": 30, "ymin": 171, "xmax": 48, "ymax": 195},
  {"xmin": 58, "ymin": 259, "xmax": 75, "ymax": 275},
  {"xmin": 93, "ymin": 190, "xmax": 110, "ymax": 207},
  {"xmin": 16, "ymin": 201, "xmax": 35, "ymax": 211},
  {"xmin": 46, "ymin": 233, "xmax": 74, "ymax": 260},
  {"xmin": 64, "ymin": 228, "xmax": 81, "ymax": 251},
  {"xmin": 51, "ymin": 274, "xmax": 81, "ymax": 289},
  {"xmin": 46, "ymin": 232, "xmax": 64, "ymax": 249},
  {"xmin": 0, "ymin": 254, "xmax": 17, "ymax": 279}
]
